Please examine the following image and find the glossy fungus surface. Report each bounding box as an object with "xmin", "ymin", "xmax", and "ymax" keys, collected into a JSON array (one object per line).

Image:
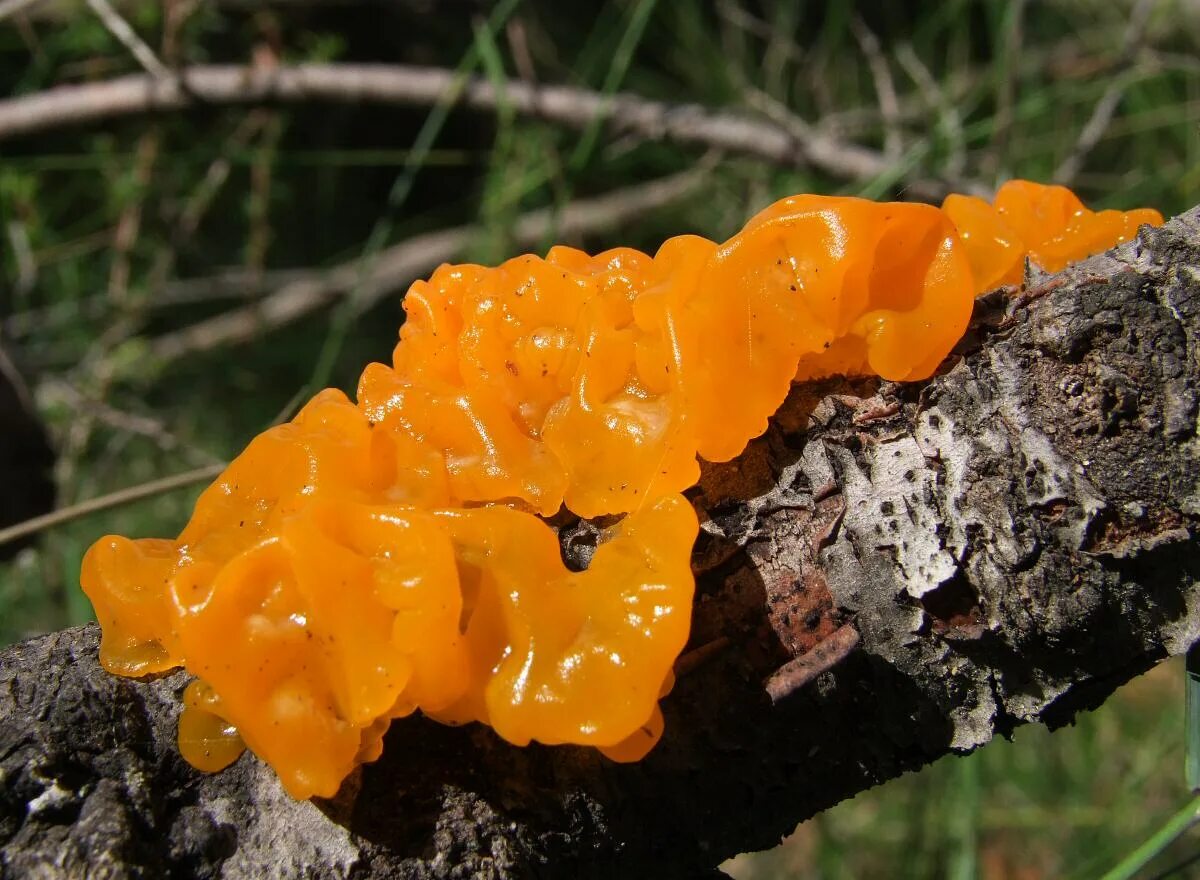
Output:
[
  {"xmin": 942, "ymin": 180, "xmax": 1164, "ymax": 292},
  {"xmin": 81, "ymin": 181, "xmax": 1162, "ymax": 799}
]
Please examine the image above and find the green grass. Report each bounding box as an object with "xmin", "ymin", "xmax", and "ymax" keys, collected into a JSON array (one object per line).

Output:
[
  {"xmin": 725, "ymin": 661, "xmax": 1194, "ymax": 879},
  {"xmin": 1, "ymin": 0, "xmax": 1197, "ymax": 874}
]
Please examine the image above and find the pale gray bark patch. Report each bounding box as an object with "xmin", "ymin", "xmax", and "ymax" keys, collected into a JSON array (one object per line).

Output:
[{"xmin": 2, "ymin": 208, "xmax": 1198, "ymax": 879}]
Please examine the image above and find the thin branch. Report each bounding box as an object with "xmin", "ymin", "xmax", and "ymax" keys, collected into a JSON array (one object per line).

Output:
[
  {"xmin": 169, "ymin": 86, "xmax": 268, "ymax": 240},
  {"xmin": 851, "ymin": 16, "xmax": 904, "ymax": 160},
  {"xmin": 1, "ymin": 267, "xmax": 313, "ymax": 339},
  {"xmin": 84, "ymin": 0, "xmax": 173, "ymax": 80},
  {"xmin": 0, "ymin": 463, "xmax": 224, "ymax": 550},
  {"xmin": 67, "ymin": 131, "xmax": 164, "ymax": 493},
  {"xmin": 0, "ymin": 63, "xmax": 960, "ymax": 194},
  {"xmin": 0, "ymin": 0, "xmax": 41, "ymax": 22},
  {"xmin": 147, "ymin": 166, "xmax": 710, "ymax": 364},
  {"xmin": 4, "ymin": 219, "xmax": 36, "ymax": 298},
  {"xmin": 1054, "ymin": 0, "xmax": 1159, "ymax": 184},
  {"xmin": 743, "ymin": 86, "xmax": 983, "ymax": 198},
  {"xmin": 245, "ymin": 112, "xmax": 281, "ymax": 274},
  {"xmin": 714, "ymin": 0, "xmax": 803, "ymax": 66},
  {"xmin": 504, "ymin": 19, "xmax": 538, "ymax": 85},
  {"xmin": 105, "ymin": 129, "xmax": 159, "ymax": 305},
  {"xmin": 144, "ymin": 110, "xmax": 274, "ymax": 300},
  {"xmin": 896, "ymin": 42, "xmax": 966, "ymax": 179},
  {"xmin": 0, "ymin": 344, "xmax": 35, "ymax": 414},
  {"xmin": 40, "ymin": 379, "xmax": 222, "ymax": 466}
]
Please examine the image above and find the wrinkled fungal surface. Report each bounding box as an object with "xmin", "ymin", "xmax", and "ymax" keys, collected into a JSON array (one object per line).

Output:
[
  {"xmin": 78, "ymin": 182, "xmax": 1161, "ymax": 800},
  {"xmin": 2, "ymin": 203, "xmax": 1196, "ymax": 880}
]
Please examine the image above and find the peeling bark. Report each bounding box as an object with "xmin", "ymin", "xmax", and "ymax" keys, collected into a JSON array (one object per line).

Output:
[{"xmin": 2, "ymin": 208, "xmax": 1199, "ymax": 879}]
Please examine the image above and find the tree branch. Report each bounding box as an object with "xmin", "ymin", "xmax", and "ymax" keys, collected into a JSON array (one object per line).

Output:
[
  {"xmin": 83, "ymin": 0, "xmax": 172, "ymax": 81},
  {"xmin": 2, "ymin": 207, "xmax": 1198, "ymax": 878},
  {"xmin": 0, "ymin": 0, "xmax": 40, "ymax": 22},
  {"xmin": 0, "ymin": 63, "xmax": 967, "ymax": 196}
]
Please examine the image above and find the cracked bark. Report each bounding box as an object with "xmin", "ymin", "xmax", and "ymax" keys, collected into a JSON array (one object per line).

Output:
[{"xmin": 2, "ymin": 207, "xmax": 1199, "ymax": 879}]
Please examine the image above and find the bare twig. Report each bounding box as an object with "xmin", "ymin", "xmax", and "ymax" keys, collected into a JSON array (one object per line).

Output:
[
  {"xmin": 161, "ymin": 0, "xmax": 197, "ymax": 66},
  {"xmin": 173, "ymin": 112, "xmax": 272, "ymax": 240},
  {"xmin": 0, "ymin": 463, "xmax": 224, "ymax": 551},
  {"xmin": 245, "ymin": 113, "xmax": 281, "ymax": 274},
  {"xmin": 2, "ymin": 267, "xmax": 314, "ymax": 339},
  {"xmin": 0, "ymin": 344, "xmax": 35, "ymax": 414},
  {"xmin": 4, "ymin": 220, "xmax": 36, "ymax": 298},
  {"xmin": 743, "ymin": 86, "xmax": 984, "ymax": 198},
  {"xmin": 714, "ymin": 0, "xmax": 803, "ymax": 66},
  {"xmin": 157, "ymin": 267, "xmax": 311, "ymax": 304},
  {"xmin": 147, "ymin": 167, "xmax": 709, "ymax": 363},
  {"xmin": 851, "ymin": 16, "xmax": 903, "ymax": 160},
  {"xmin": 0, "ymin": 63, "xmax": 960, "ymax": 193},
  {"xmin": 0, "ymin": 0, "xmax": 41, "ymax": 22},
  {"xmin": 9, "ymin": 8, "xmax": 42, "ymax": 63},
  {"xmin": 84, "ymin": 0, "xmax": 172, "ymax": 80},
  {"xmin": 1054, "ymin": 0, "xmax": 1159, "ymax": 184},
  {"xmin": 741, "ymin": 86, "xmax": 814, "ymax": 141},
  {"xmin": 674, "ymin": 636, "xmax": 731, "ymax": 679},
  {"xmin": 106, "ymin": 130, "xmax": 159, "ymax": 305},
  {"xmin": 54, "ymin": 363, "xmax": 116, "ymax": 501},
  {"xmin": 127, "ymin": 113, "xmax": 273, "ymax": 354},
  {"xmin": 41, "ymin": 380, "xmax": 221, "ymax": 465},
  {"xmin": 765, "ymin": 624, "xmax": 861, "ymax": 703},
  {"xmin": 897, "ymin": 43, "xmax": 966, "ymax": 179},
  {"xmin": 818, "ymin": 23, "xmax": 1155, "ymax": 144},
  {"xmin": 60, "ymin": 128, "xmax": 163, "ymax": 502},
  {"xmin": 505, "ymin": 19, "xmax": 538, "ymax": 86}
]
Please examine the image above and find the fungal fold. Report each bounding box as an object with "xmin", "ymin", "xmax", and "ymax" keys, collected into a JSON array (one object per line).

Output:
[{"xmin": 81, "ymin": 181, "xmax": 1162, "ymax": 799}]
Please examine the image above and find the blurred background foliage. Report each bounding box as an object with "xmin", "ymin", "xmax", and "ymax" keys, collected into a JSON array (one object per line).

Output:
[{"xmin": 0, "ymin": 0, "xmax": 1197, "ymax": 876}]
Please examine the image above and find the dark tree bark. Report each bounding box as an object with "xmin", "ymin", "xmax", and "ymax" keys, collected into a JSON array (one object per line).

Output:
[{"xmin": 2, "ymin": 207, "xmax": 1198, "ymax": 879}]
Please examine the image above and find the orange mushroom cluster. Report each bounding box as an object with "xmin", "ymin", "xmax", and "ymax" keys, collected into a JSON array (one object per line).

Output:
[
  {"xmin": 942, "ymin": 179, "xmax": 1163, "ymax": 293},
  {"xmin": 80, "ymin": 181, "xmax": 1162, "ymax": 799}
]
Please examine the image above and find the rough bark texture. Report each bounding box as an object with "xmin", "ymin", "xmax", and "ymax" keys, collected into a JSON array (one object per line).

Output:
[{"xmin": 2, "ymin": 207, "xmax": 1199, "ymax": 879}]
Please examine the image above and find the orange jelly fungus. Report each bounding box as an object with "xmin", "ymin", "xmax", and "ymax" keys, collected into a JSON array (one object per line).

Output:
[
  {"xmin": 80, "ymin": 182, "xmax": 1162, "ymax": 799},
  {"xmin": 942, "ymin": 180, "xmax": 1164, "ymax": 293}
]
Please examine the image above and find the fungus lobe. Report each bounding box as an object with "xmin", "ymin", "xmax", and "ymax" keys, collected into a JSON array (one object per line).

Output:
[{"xmin": 81, "ymin": 180, "xmax": 1161, "ymax": 799}]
